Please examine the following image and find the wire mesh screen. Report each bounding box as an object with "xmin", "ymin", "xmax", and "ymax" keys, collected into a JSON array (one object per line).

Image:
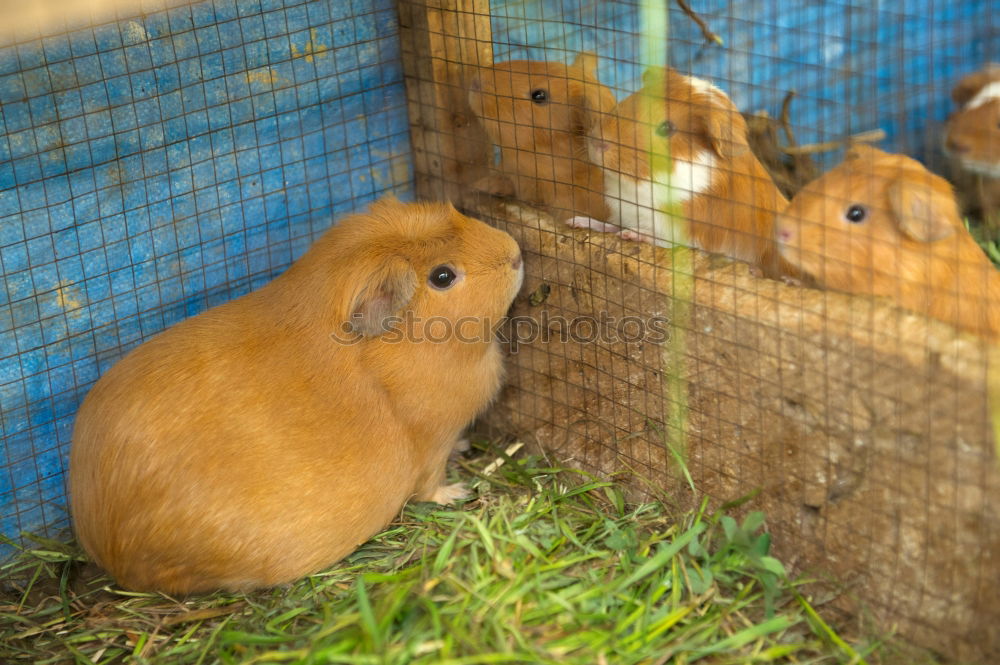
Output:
[
  {"xmin": 0, "ymin": 0, "xmax": 413, "ymax": 553},
  {"xmin": 488, "ymin": 0, "xmax": 995, "ymax": 169},
  {"xmin": 1, "ymin": 0, "xmax": 998, "ymax": 660},
  {"xmin": 398, "ymin": 0, "xmax": 998, "ymax": 660}
]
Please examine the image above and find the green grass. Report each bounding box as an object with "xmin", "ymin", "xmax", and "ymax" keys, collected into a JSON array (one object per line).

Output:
[
  {"xmin": 0, "ymin": 447, "xmax": 930, "ymax": 665},
  {"xmin": 966, "ymin": 217, "xmax": 1000, "ymax": 268}
]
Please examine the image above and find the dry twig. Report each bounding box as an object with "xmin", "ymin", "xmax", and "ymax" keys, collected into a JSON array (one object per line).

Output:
[
  {"xmin": 675, "ymin": 0, "xmax": 723, "ymax": 45},
  {"xmin": 782, "ymin": 129, "xmax": 887, "ymax": 155}
]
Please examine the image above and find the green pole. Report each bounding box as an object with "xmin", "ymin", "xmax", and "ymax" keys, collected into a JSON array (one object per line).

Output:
[{"xmin": 641, "ymin": 0, "xmax": 694, "ymax": 485}]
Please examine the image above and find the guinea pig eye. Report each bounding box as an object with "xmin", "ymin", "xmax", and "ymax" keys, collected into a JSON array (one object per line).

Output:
[
  {"xmin": 530, "ymin": 88, "xmax": 548, "ymax": 104},
  {"xmin": 655, "ymin": 121, "xmax": 676, "ymax": 137},
  {"xmin": 844, "ymin": 204, "xmax": 868, "ymax": 224},
  {"xmin": 428, "ymin": 265, "xmax": 458, "ymax": 290}
]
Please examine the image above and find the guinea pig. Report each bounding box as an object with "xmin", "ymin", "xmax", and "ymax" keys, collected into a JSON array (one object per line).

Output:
[
  {"xmin": 69, "ymin": 197, "xmax": 524, "ymax": 594},
  {"xmin": 467, "ymin": 52, "xmax": 617, "ymax": 223},
  {"xmin": 775, "ymin": 144, "xmax": 1000, "ymax": 341},
  {"xmin": 943, "ymin": 64, "xmax": 1000, "ymax": 225},
  {"xmin": 568, "ymin": 66, "xmax": 797, "ymax": 280}
]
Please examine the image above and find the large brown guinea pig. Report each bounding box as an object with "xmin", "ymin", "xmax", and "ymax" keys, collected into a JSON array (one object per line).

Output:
[
  {"xmin": 568, "ymin": 66, "xmax": 798, "ymax": 280},
  {"xmin": 944, "ymin": 64, "xmax": 1000, "ymax": 225},
  {"xmin": 776, "ymin": 144, "xmax": 1000, "ymax": 342},
  {"xmin": 70, "ymin": 197, "xmax": 524, "ymax": 594},
  {"xmin": 467, "ymin": 52, "xmax": 616, "ymax": 223}
]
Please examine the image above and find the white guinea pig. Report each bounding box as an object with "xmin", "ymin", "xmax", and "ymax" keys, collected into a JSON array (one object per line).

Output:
[{"xmin": 569, "ymin": 66, "xmax": 799, "ymax": 280}]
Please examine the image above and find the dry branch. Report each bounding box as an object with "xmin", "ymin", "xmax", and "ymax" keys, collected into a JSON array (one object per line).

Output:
[
  {"xmin": 781, "ymin": 129, "xmax": 887, "ymax": 155},
  {"xmin": 675, "ymin": 0, "xmax": 723, "ymax": 45}
]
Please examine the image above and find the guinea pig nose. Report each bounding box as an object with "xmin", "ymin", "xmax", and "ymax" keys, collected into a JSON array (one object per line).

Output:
[
  {"xmin": 511, "ymin": 253, "xmax": 523, "ymax": 270},
  {"xmin": 776, "ymin": 227, "xmax": 793, "ymax": 243},
  {"xmin": 469, "ymin": 77, "xmax": 481, "ymax": 92},
  {"xmin": 593, "ymin": 140, "xmax": 610, "ymax": 153}
]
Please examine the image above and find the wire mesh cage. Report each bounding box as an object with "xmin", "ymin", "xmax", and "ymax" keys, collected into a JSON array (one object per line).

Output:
[
  {"xmin": 398, "ymin": 0, "xmax": 999, "ymax": 660},
  {"xmin": 1, "ymin": 0, "xmax": 998, "ymax": 661},
  {"xmin": 0, "ymin": 0, "xmax": 414, "ymax": 547}
]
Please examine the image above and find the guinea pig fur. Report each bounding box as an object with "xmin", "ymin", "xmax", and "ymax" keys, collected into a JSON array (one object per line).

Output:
[
  {"xmin": 467, "ymin": 52, "xmax": 617, "ymax": 223},
  {"xmin": 775, "ymin": 144, "xmax": 1000, "ymax": 342},
  {"xmin": 943, "ymin": 64, "xmax": 1000, "ymax": 222},
  {"xmin": 69, "ymin": 197, "xmax": 524, "ymax": 594},
  {"xmin": 569, "ymin": 66, "xmax": 796, "ymax": 280}
]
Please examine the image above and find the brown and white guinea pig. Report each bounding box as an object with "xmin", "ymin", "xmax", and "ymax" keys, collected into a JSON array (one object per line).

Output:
[
  {"xmin": 943, "ymin": 64, "xmax": 1000, "ymax": 223},
  {"xmin": 568, "ymin": 66, "xmax": 796, "ymax": 280},
  {"xmin": 69, "ymin": 197, "xmax": 524, "ymax": 594},
  {"xmin": 775, "ymin": 144, "xmax": 1000, "ymax": 342},
  {"xmin": 467, "ymin": 52, "xmax": 617, "ymax": 223}
]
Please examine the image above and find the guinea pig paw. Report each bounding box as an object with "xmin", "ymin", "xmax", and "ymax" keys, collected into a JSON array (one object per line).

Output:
[
  {"xmin": 430, "ymin": 482, "xmax": 472, "ymax": 505},
  {"xmin": 448, "ymin": 437, "xmax": 472, "ymax": 460},
  {"xmin": 618, "ymin": 229, "xmax": 657, "ymax": 244},
  {"xmin": 565, "ymin": 216, "xmax": 620, "ymax": 233}
]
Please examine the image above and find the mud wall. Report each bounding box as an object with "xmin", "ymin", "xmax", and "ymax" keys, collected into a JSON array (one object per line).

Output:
[{"xmin": 479, "ymin": 201, "xmax": 1000, "ymax": 663}]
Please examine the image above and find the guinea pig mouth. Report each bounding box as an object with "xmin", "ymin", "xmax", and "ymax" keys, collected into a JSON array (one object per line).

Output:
[
  {"xmin": 773, "ymin": 221, "xmax": 798, "ymax": 259},
  {"xmin": 775, "ymin": 224, "xmax": 794, "ymax": 246},
  {"xmin": 953, "ymin": 157, "xmax": 1000, "ymax": 179}
]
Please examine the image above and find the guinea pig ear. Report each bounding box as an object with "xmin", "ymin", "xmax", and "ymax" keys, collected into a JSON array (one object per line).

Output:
[
  {"xmin": 348, "ymin": 258, "xmax": 418, "ymax": 337},
  {"xmin": 568, "ymin": 56, "xmax": 616, "ymax": 132},
  {"xmin": 700, "ymin": 95, "xmax": 750, "ymax": 158},
  {"xmin": 887, "ymin": 178, "xmax": 958, "ymax": 243},
  {"xmin": 951, "ymin": 66, "xmax": 1000, "ymax": 106},
  {"xmin": 571, "ymin": 51, "xmax": 599, "ymax": 78},
  {"xmin": 569, "ymin": 84, "xmax": 616, "ymax": 132}
]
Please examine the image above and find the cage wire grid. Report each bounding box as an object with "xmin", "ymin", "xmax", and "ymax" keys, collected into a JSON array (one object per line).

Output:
[
  {"xmin": 2, "ymin": 0, "xmax": 999, "ymax": 660},
  {"xmin": 403, "ymin": 0, "xmax": 997, "ymax": 659},
  {"xmin": 0, "ymin": 0, "xmax": 414, "ymax": 550},
  {"xmin": 474, "ymin": 2, "xmax": 995, "ymax": 445}
]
